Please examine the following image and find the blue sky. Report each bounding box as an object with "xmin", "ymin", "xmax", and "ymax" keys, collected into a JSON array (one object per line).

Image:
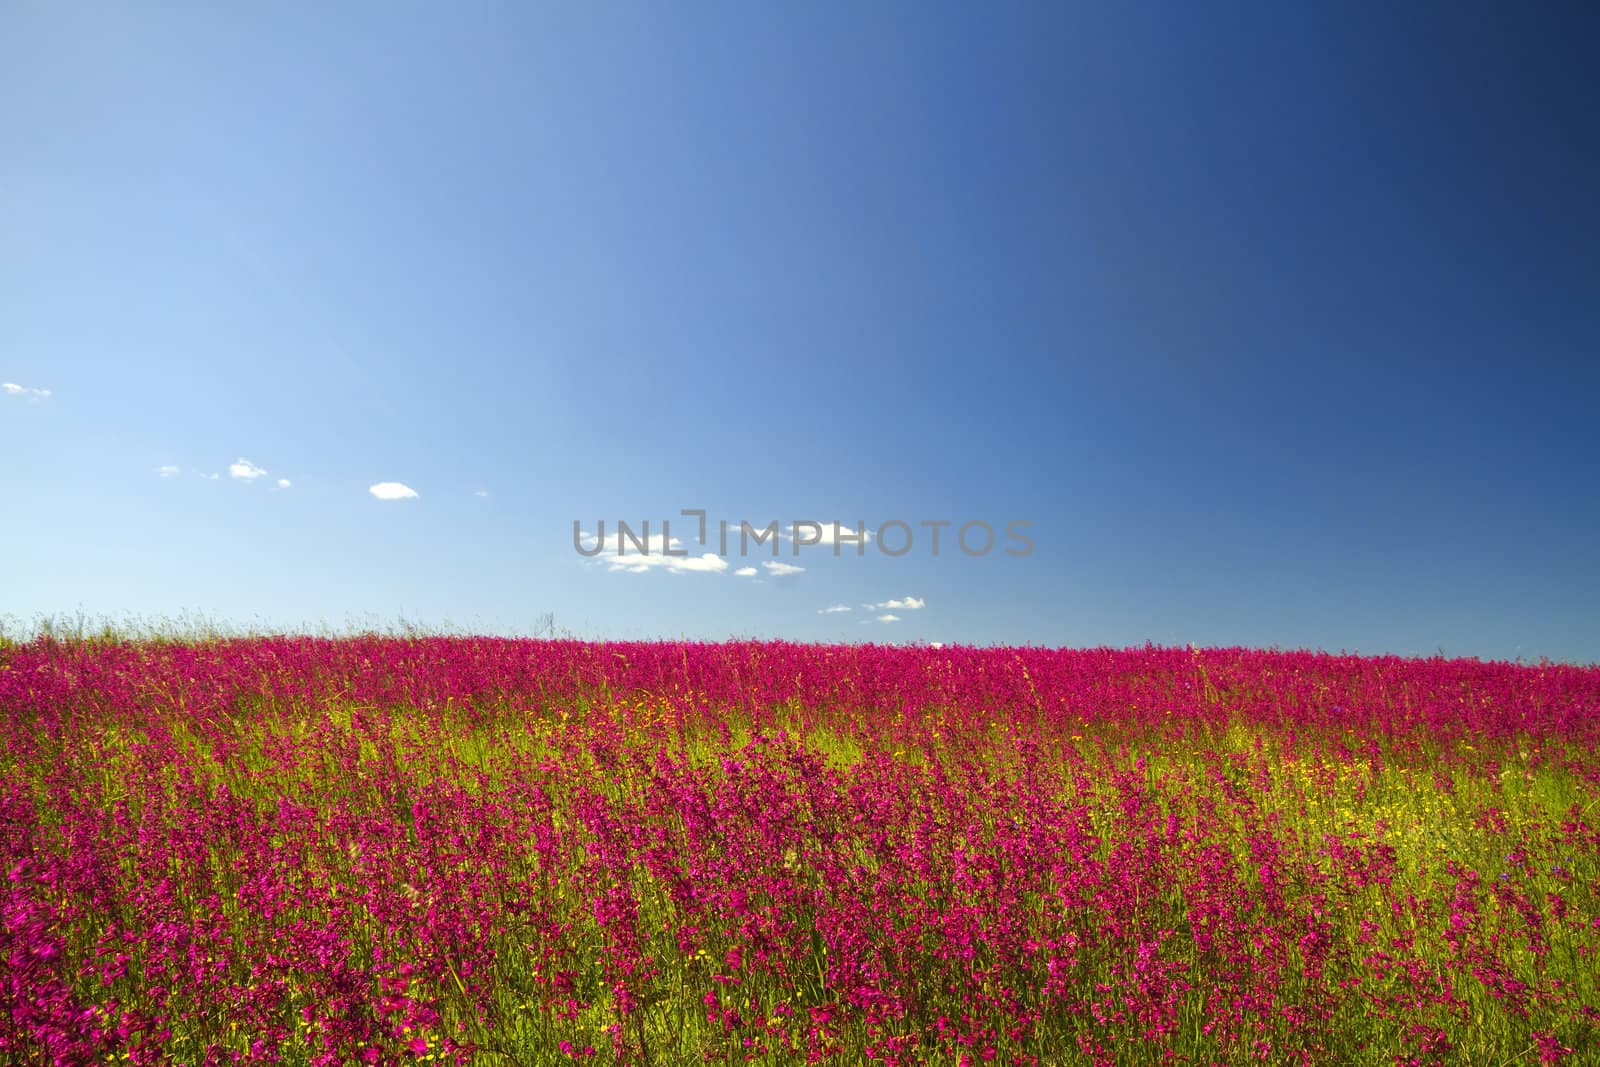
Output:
[{"xmin": 3, "ymin": 2, "xmax": 1597, "ymax": 661}]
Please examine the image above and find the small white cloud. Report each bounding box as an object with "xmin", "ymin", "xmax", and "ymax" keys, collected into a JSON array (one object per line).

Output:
[
  {"xmin": 276, "ymin": 478, "xmax": 292, "ymax": 489},
  {"xmin": 200, "ymin": 472, "xmax": 220, "ymax": 480},
  {"xmin": 157, "ymin": 465, "xmax": 181, "ymax": 478},
  {"xmin": 606, "ymin": 553, "xmax": 729, "ymax": 575},
  {"xmin": 579, "ymin": 529, "xmax": 680, "ymax": 555},
  {"xmin": 871, "ymin": 596, "xmax": 926, "ymax": 610},
  {"xmin": 577, "ymin": 528, "xmax": 728, "ymax": 575},
  {"xmin": 763, "ymin": 561, "xmax": 805, "ymax": 578},
  {"xmin": 930, "ymin": 641, "xmax": 944, "ymax": 649},
  {"xmin": 2, "ymin": 383, "xmax": 51, "ymax": 400},
  {"xmin": 230, "ymin": 458, "xmax": 268, "ymax": 481},
  {"xmin": 734, "ymin": 566, "xmax": 758, "ymax": 577},
  {"xmin": 657, "ymin": 554, "xmax": 728, "ymax": 574},
  {"xmin": 474, "ymin": 489, "xmax": 490, "ymax": 498},
  {"xmin": 818, "ymin": 604, "xmax": 852, "ymax": 614},
  {"xmin": 369, "ymin": 481, "xmax": 419, "ymax": 500},
  {"xmin": 877, "ymin": 613, "xmax": 901, "ymax": 623}
]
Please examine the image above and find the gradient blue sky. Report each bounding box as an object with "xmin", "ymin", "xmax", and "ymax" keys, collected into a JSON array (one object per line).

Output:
[{"xmin": 3, "ymin": 2, "xmax": 1597, "ymax": 661}]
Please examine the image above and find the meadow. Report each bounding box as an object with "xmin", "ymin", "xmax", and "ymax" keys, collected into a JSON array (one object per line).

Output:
[{"xmin": 2, "ymin": 636, "xmax": 1597, "ymax": 1065}]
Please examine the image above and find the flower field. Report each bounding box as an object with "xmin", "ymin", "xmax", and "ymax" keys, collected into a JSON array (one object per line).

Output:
[{"xmin": 3, "ymin": 637, "xmax": 1598, "ymax": 1066}]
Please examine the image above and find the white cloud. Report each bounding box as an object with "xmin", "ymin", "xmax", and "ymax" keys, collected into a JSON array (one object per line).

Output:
[
  {"xmin": 655, "ymin": 554, "xmax": 728, "ymax": 574},
  {"xmin": 230, "ymin": 458, "xmax": 268, "ymax": 481},
  {"xmin": 579, "ymin": 529, "xmax": 675, "ymax": 555},
  {"xmin": 157, "ymin": 465, "xmax": 181, "ymax": 478},
  {"xmin": 600, "ymin": 555, "xmax": 729, "ymax": 575},
  {"xmin": 605, "ymin": 552, "xmax": 729, "ymax": 575},
  {"xmin": 763, "ymin": 561, "xmax": 805, "ymax": 578},
  {"xmin": 276, "ymin": 478, "xmax": 292, "ymax": 489},
  {"xmin": 2, "ymin": 383, "xmax": 50, "ymax": 400},
  {"xmin": 785, "ymin": 521, "xmax": 873, "ymax": 547},
  {"xmin": 870, "ymin": 596, "xmax": 926, "ymax": 610},
  {"xmin": 930, "ymin": 641, "xmax": 944, "ymax": 649},
  {"xmin": 200, "ymin": 472, "xmax": 220, "ymax": 481},
  {"xmin": 734, "ymin": 566, "xmax": 758, "ymax": 577},
  {"xmin": 818, "ymin": 604, "xmax": 852, "ymax": 614},
  {"xmin": 577, "ymin": 528, "xmax": 729, "ymax": 575},
  {"xmin": 877, "ymin": 613, "xmax": 901, "ymax": 623},
  {"xmin": 369, "ymin": 481, "xmax": 419, "ymax": 500},
  {"xmin": 474, "ymin": 489, "xmax": 490, "ymax": 498}
]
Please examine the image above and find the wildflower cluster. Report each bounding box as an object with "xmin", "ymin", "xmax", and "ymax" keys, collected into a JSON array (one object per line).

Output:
[{"xmin": 2, "ymin": 637, "xmax": 1597, "ymax": 1064}]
